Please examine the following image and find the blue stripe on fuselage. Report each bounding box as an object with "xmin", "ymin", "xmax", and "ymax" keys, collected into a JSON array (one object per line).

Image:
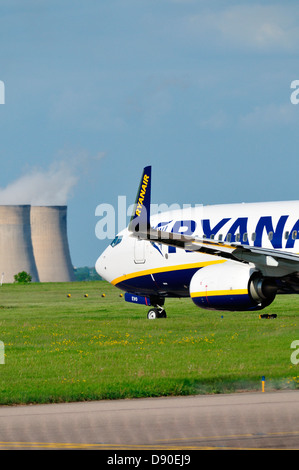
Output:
[{"xmin": 115, "ymin": 266, "xmax": 200, "ymax": 297}]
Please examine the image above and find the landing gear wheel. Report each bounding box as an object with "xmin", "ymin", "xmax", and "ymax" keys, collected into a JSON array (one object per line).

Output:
[
  {"xmin": 159, "ymin": 309, "xmax": 167, "ymax": 318},
  {"xmin": 147, "ymin": 308, "xmax": 159, "ymax": 320},
  {"xmin": 147, "ymin": 307, "xmax": 167, "ymax": 319}
]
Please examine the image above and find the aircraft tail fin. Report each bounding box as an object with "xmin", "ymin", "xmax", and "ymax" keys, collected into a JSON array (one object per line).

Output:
[{"xmin": 128, "ymin": 166, "xmax": 151, "ymax": 234}]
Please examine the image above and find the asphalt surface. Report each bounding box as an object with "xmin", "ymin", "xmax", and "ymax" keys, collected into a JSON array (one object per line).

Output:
[{"xmin": 0, "ymin": 390, "xmax": 298, "ymax": 450}]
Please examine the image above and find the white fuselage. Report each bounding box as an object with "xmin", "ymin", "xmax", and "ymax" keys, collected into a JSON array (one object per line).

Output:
[{"xmin": 96, "ymin": 200, "xmax": 299, "ymax": 298}]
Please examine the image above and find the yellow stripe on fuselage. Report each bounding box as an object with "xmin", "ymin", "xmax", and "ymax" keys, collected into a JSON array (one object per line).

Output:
[
  {"xmin": 190, "ymin": 289, "xmax": 248, "ymax": 298},
  {"xmin": 111, "ymin": 260, "xmax": 226, "ymax": 286}
]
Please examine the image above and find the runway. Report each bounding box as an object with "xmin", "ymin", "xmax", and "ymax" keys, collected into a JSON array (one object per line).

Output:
[{"xmin": 0, "ymin": 390, "xmax": 298, "ymax": 450}]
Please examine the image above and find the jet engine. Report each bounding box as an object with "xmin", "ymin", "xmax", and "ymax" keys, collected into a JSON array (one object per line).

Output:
[{"xmin": 189, "ymin": 261, "xmax": 277, "ymax": 311}]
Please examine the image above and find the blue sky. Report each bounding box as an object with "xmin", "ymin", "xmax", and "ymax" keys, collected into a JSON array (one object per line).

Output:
[{"xmin": 0, "ymin": 0, "xmax": 299, "ymax": 267}]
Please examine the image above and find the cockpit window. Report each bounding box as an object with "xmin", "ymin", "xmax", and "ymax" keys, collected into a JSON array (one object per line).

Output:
[{"xmin": 110, "ymin": 235, "xmax": 123, "ymax": 247}]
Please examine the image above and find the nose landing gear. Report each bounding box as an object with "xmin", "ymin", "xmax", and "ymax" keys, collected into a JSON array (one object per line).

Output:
[{"xmin": 147, "ymin": 305, "xmax": 167, "ymax": 319}]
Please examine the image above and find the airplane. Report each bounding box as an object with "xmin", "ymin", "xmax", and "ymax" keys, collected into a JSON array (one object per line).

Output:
[{"xmin": 95, "ymin": 165, "xmax": 299, "ymax": 319}]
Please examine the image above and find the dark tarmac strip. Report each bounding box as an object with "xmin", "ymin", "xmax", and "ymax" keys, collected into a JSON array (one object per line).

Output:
[{"xmin": 0, "ymin": 390, "xmax": 298, "ymax": 450}]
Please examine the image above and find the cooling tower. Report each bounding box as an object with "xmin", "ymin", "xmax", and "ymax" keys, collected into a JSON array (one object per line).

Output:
[
  {"xmin": 30, "ymin": 206, "xmax": 75, "ymax": 282},
  {"xmin": 0, "ymin": 205, "xmax": 39, "ymax": 283}
]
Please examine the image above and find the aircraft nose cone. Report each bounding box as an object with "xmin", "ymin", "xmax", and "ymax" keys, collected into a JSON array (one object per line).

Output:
[{"xmin": 95, "ymin": 252, "xmax": 108, "ymax": 280}]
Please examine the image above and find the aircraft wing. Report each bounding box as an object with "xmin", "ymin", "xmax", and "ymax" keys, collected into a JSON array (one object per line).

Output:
[
  {"xmin": 129, "ymin": 166, "xmax": 299, "ymax": 275},
  {"xmin": 138, "ymin": 225, "xmax": 299, "ymax": 268}
]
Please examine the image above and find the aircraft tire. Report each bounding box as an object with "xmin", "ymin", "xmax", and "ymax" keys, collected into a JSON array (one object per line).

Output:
[
  {"xmin": 147, "ymin": 308, "xmax": 159, "ymax": 319},
  {"xmin": 147, "ymin": 308, "xmax": 167, "ymax": 319}
]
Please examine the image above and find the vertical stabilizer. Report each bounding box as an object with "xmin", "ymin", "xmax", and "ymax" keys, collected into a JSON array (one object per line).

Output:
[{"xmin": 128, "ymin": 166, "xmax": 151, "ymax": 234}]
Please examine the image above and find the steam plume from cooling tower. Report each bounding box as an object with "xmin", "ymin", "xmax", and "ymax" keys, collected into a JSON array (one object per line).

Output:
[
  {"xmin": 0, "ymin": 153, "xmax": 104, "ymax": 282},
  {"xmin": 0, "ymin": 160, "xmax": 79, "ymax": 282},
  {"xmin": 0, "ymin": 161, "xmax": 78, "ymax": 206}
]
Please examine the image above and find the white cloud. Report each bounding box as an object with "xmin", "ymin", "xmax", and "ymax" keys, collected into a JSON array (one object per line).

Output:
[
  {"xmin": 239, "ymin": 103, "xmax": 297, "ymax": 128},
  {"xmin": 198, "ymin": 110, "xmax": 230, "ymax": 130},
  {"xmin": 182, "ymin": 4, "xmax": 299, "ymax": 53}
]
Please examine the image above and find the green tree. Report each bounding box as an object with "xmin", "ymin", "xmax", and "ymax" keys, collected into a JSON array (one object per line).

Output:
[{"xmin": 14, "ymin": 271, "xmax": 32, "ymax": 284}]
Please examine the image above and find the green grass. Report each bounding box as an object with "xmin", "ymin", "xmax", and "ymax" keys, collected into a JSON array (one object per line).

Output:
[{"xmin": 0, "ymin": 280, "xmax": 298, "ymax": 405}]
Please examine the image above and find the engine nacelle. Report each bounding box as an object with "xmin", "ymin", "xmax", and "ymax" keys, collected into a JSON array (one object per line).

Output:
[{"xmin": 189, "ymin": 261, "xmax": 277, "ymax": 311}]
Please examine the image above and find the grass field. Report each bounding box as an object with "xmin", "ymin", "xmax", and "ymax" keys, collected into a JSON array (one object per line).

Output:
[{"xmin": 0, "ymin": 280, "xmax": 298, "ymax": 405}]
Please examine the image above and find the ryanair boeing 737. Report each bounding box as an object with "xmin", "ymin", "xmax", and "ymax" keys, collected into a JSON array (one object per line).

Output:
[{"xmin": 96, "ymin": 166, "xmax": 299, "ymax": 319}]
